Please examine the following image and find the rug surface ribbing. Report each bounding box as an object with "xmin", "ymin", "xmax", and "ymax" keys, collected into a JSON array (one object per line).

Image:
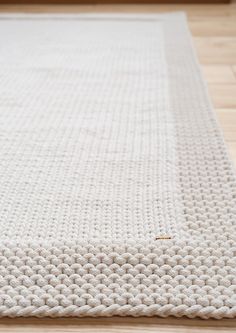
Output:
[{"xmin": 0, "ymin": 13, "xmax": 235, "ymax": 319}]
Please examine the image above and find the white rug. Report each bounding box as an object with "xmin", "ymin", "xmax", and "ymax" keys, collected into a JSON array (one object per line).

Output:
[{"xmin": 0, "ymin": 12, "xmax": 235, "ymax": 319}]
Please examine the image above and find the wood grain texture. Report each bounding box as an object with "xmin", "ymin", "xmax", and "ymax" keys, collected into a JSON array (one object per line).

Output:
[
  {"xmin": 0, "ymin": 317, "xmax": 235, "ymax": 332},
  {"xmin": 0, "ymin": 2, "xmax": 235, "ymax": 332},
  {"xmin": 0, "ymin": 1, "xmax": 231, "ymax": 4},
  {"xmin": 202, "ymin": 65, "xmax": 236, "ymax": 83},
  {"xmin": 216, "ymin": 108, "xmax": 236, "ymax": 141},
  {"xmin": 208, "ymin": 84, "xmax": 236, "ymax": 108}
]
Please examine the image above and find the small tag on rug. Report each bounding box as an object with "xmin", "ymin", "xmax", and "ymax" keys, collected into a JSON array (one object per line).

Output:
[{"xmin": 155, "ymin": 235, "xmax": 172, "ymax": 240}]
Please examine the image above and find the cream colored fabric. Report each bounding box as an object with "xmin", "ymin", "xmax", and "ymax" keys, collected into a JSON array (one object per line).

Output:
[{"xmin": 0, "ymin": 13, "xmax": 235, "ymax": 318}]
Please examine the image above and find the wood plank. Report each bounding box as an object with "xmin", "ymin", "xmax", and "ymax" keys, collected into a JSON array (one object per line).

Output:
[
  {"xmin": 189, "ymin": 19, "xmax": 236, "ymax": 36},
  {"xmin": 208, "ymin": 84, "xmax": 236, "ymax": 108},
  {"xmin": 0, "ymin": 0, "xmax": 231, "ymax": 4},
  {"xmin": 216, "ymin": 108, "xmax": 236, "ymax": 127},
  {"xmin": 0, "ymin": 3, "xmax": 235, "ymax": 17},
  {"xmin": 0, "ymin": 317, "xmax": 235, "ymax": 333},
  {"xmin": 194, "ymin": 37, "xmax": 236, "ymax": 65},
  {"xmin": 228, "ymin": 142, "xmax": 236, "ymax": 163},
  {"xmin": 214, "ymin": 109, "xmax": 236, "ymax": 142},
  {"xmin": 232, "ymin": 65, "xmax": 236, "ymax": 78},
  {"xmin": 202, "ymin": 65, "xmax": 236, "ymax": 83}
]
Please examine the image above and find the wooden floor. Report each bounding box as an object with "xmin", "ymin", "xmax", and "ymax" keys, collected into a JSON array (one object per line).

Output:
[{"xmin": 0, "ymin": 2, "xmax": 236, "ymax": 333}]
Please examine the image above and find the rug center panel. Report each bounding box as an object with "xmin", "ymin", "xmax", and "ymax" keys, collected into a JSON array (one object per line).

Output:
[{"xmin": 0, "ymin": 19, "xmax": 182, "ymax": 242}]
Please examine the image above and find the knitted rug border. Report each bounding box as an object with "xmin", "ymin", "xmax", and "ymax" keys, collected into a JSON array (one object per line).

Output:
[{"xmin": 0, "ymin": 13, "xmax": 236, "ymax": 319}]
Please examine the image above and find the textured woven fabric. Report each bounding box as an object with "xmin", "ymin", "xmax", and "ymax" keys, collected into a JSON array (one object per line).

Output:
[{"xmin": 0, "ymin": 12, "xmax": 235, "ymax": 319}]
